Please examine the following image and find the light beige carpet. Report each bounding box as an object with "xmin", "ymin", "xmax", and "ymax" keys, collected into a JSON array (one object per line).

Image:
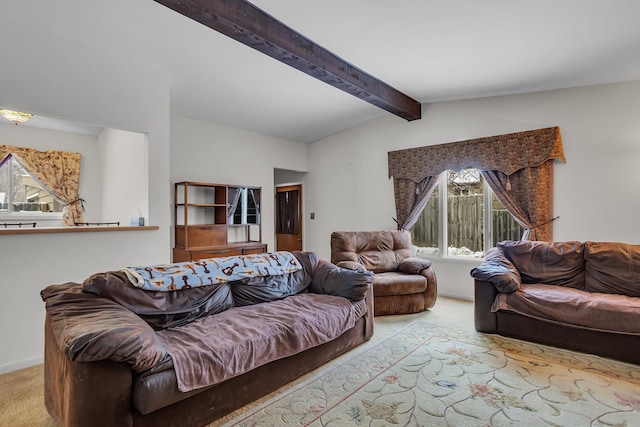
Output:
[
  {"xmin": 219, "ymin": 321, "xmax": 640, "ymax": 426},
  {"xmin": 0, "ymin": 297, "xmax": 473, "ymax": 426}
]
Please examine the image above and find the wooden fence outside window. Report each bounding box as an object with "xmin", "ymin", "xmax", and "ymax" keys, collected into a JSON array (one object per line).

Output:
[{"xmin": 411, "ymin": 195, "xmax": 524, "ymax": 252}]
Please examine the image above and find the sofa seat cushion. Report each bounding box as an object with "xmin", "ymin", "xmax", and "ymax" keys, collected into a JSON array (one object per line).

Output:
[
  {"xmin": 373, "ymin": 272, "xmax": 427, "ymax": 297},
  {"xmin": 155, "ymin": 293, "xmax": 355, "ymax": 393},
  {"xmin": 133, "ymin": 295, "xmax": 367, "ymax": 414},
  {"xmin": 492, "ymin": 283, "xmax": 640, "ymax": 335}
]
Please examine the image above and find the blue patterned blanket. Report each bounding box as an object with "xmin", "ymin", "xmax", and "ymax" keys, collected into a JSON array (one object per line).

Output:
[{"xmin": 122, "ymin": 251, "xmax": 302, "ymax": 291}]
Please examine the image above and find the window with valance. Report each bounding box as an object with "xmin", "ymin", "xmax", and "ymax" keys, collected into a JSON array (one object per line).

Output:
[
  {"xmin": 387, "ymin": 126, "xmax": 565, "ymax": 241},
  {"xmin": 0, "ymin": 145, "xmax": 83, "ymax": 226}
]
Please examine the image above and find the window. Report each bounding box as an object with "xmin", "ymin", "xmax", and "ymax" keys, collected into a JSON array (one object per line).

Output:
[
  {"xmin": 411, "ymin": 168, "xmax": 524, "ymax": 258},
  {"xmin": 228, "ymin": 187, "xmax": 260, "ymax": 225},
  {"xmin": 0, "ymin": 155, "xmax": 64, "ymax": 216}
]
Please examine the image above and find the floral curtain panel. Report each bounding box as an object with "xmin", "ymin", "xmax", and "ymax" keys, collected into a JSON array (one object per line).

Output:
[
  {"xmin": 481, "ymin": 161, "xmax": 555, "ymax": 241},
  {"xmin": 0, "ymin": 145, "xmax": 83, "ymax": 226},
  {"xmin": 392, "ymin": 173, "xmax": 441, "ymax": 231},
  {"xmin": 387, "ymin": 127, "xmax": 565, "ymax": 240}
]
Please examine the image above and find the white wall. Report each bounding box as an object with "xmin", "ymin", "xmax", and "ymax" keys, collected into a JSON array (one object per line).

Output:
[
  {"xmin": 305, "ymin": 80, "xmax": 640, "ymax": 300},
  {"xmin": 98, "ymin": 128, "xmax": 149, "ymax": 225},
  {"xmin": 0, "ymin": 18, "xmax": 171, "ymax": 373},
  {"xmin": 170, "ymin": 115, "xmax": 309, "ymax": 252}
]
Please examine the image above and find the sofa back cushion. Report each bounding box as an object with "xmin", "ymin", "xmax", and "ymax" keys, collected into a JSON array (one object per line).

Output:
[
  {"xmin": 83, "ymin": 271, "xmax": 233, "ymax": 330},
  {"xmin": 330, "ymin": 230, "xmax": 412, "ymax": 273},
  {"xmin": 230, "ymin": 251, "xmax": 318, "ymax": 306},
  {"xmin": 584, "ymin": 241, "xmax": 640, "ymax": 297},
  {"xmin": 498, "ymin": 240, "xmax": 585, "ymax": 289}
]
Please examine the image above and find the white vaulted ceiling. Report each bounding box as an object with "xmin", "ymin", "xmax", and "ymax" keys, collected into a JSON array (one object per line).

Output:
[{"xmin": 2, "ymin": 0, "xmax": 640, "ymax": 142}]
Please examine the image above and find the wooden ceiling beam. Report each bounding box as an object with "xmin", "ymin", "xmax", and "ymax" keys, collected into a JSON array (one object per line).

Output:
[{"xmin": 153, "ymin": 0, "xmax": 421, "ymax": 121}]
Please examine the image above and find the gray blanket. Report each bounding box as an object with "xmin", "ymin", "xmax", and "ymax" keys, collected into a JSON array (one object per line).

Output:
[{"xmin": 157, "ymin": 293, "xmax": 355, "ymax": 392}]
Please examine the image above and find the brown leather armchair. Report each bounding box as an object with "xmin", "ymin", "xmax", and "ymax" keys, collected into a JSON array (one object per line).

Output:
[{"xmin": 331, "ymin": 230, "xmax": 437, "ymax": 316}]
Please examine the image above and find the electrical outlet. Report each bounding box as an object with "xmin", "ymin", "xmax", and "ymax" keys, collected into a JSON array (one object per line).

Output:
[{"xmin": 310, "ymin": 212, "xmax": 315, "ymax": 220}]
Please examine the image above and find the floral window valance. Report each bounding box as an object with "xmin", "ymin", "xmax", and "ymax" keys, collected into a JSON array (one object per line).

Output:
[
  {"xmin": 387, "ymin": 127, "xmax": 565, "ymax": 241},
  {"xmin": 0, "ymin": 145, "xmax": 83, "ymax": 226},
  {"xmin": 388, "ymin": 126, "xmax": 565, "ymax": 183}
]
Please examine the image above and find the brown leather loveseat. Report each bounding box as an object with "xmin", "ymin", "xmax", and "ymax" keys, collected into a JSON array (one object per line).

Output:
[
  {"xmin": 331, "ymin": 230, "xmax": 437, "ymax": 316},
  {"xmin": 471, "ymin": 240, "xmax": 640, "ymax": 364}
]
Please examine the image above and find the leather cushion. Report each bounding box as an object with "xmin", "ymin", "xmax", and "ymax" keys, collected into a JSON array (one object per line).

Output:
[
  {"xmin": 331, "ymin": 230, "xmax": 412, "ymax": 273},
  {"xmin": 398, "ymin": 257, "xmax": 432, "ymax": 274},
  {"xmin": 230, "ymin": 251, "xmax": 317, "ymax": 306},
  {"xmin": 470, "ymin": 247, "xmax": 521, "ymax": 293},
  {"xmin": 584, "ymin": 241, "xmax": 640, "ymax": 297},
  {"xmin": 309, "ymin": 259, "xmax": 373, "ymax": 301},
  {"xmin": 493, "ymin": 283, "xmax": 640, "ymax": 335},
  {"xmin": 134, "ymin": 368, "xmax": 200, "ymax": 415},
  {"xmin": 83, "ymin": 270, "xmax": 233, "ymax": 330},
  {"xmin": 373, "ymin": 272, "xmax": 427, "ymax": 296},
  {"xmin": 41, "ymin": 282, "xmax": 167, "ymax": 371},
  {"xmin": 336, "ymin": 260, "xmax": 368, "ymax": 272},
  {"xmin": 498, "ymin": 240, "xmax": 585, "ymax": 289}
]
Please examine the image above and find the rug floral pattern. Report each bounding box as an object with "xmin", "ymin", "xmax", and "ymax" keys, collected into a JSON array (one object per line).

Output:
[{"xmin": 224, "ymin": 321, "xmax": 640, "ymax": 426}]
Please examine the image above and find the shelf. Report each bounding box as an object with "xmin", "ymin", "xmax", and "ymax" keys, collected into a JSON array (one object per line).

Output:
[
  {"xmin": 174, "ymin": 181, "xmax": 263, "ymax": 259},
  {"xmin": 0, "ymin": 225, "xmax": 159, "ymax": 235}
]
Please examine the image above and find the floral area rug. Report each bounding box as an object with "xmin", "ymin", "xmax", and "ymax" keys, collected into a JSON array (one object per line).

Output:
[{"xmin": 223, "ymin": 321, "xmax": 640, "ymax": 426}]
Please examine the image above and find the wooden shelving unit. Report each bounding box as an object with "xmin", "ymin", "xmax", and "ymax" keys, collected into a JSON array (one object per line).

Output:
[{"xmin": 173, "ymin": 181, "xmax": 266, "ymax": 262}]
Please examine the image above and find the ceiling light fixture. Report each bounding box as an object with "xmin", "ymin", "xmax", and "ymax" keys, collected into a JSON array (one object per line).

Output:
[{"xmin": 0, "ymin": 109, "xmax": 33, "ymax": 125}]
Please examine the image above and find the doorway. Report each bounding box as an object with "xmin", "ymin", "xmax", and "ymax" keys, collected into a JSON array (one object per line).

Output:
[{"xmin": 275, "ymin": 184, "xmax": 302, "ymax": 251}]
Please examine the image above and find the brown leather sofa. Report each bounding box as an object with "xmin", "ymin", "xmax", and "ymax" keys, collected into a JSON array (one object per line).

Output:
[
  {"xmin": 331, "ymin": 230, "xmax": 437, "ymax": 316},
  {"xmin": 471, "ymin": 240, "xmax": 640, "ymax": 365},
  {"xmin": 41, "ymin": 251, "xmax": 374, "ymax": 427}
]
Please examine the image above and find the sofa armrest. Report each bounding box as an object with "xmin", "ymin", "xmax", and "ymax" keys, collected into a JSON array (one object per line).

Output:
[
  {"xmin": 418, "ymin": 265, "xmax": 438, "ymax": 309},
  {"xmin": 474, "ymin": 280, "xmax": 499, "ymax": 333},
  {"xmin": 44, "ymin": 313, "xmax": 135, "ymax": 427},
  {"xmin": 335, "ymin": 260, "xmax": 368, "ymax": 272},
  {"xmin": 363, "ymin": 280, "xmax": 375, "ymax": 340},
  {"xmin": 41, "ymin": 282, "xmax": 167, "ymax": 371},
  {"xmin": 469, "ymin": 247, "xmax": 521, "ymax": 293},
  {"xmin": 399, "ymin": 257, "xmax": 432, "ymax": 274},
  {"xmin": 310, "ymin": 259, "xmax": 374, "ymax": 302}
]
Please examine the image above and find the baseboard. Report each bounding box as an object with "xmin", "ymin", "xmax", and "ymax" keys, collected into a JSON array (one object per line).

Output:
[
  {"xmin": 0, "ymin": 355, "xmax": 43, "ymax": 375},
  {"xmin": 437, "ymin": 292, "xmax": 473, "ymax": 302}
]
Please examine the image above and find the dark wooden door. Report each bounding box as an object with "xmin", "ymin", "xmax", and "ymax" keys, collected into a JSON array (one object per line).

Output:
[{"xmin": 275, "ymin": 184, "xmax": 302, "ymax": 251}]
